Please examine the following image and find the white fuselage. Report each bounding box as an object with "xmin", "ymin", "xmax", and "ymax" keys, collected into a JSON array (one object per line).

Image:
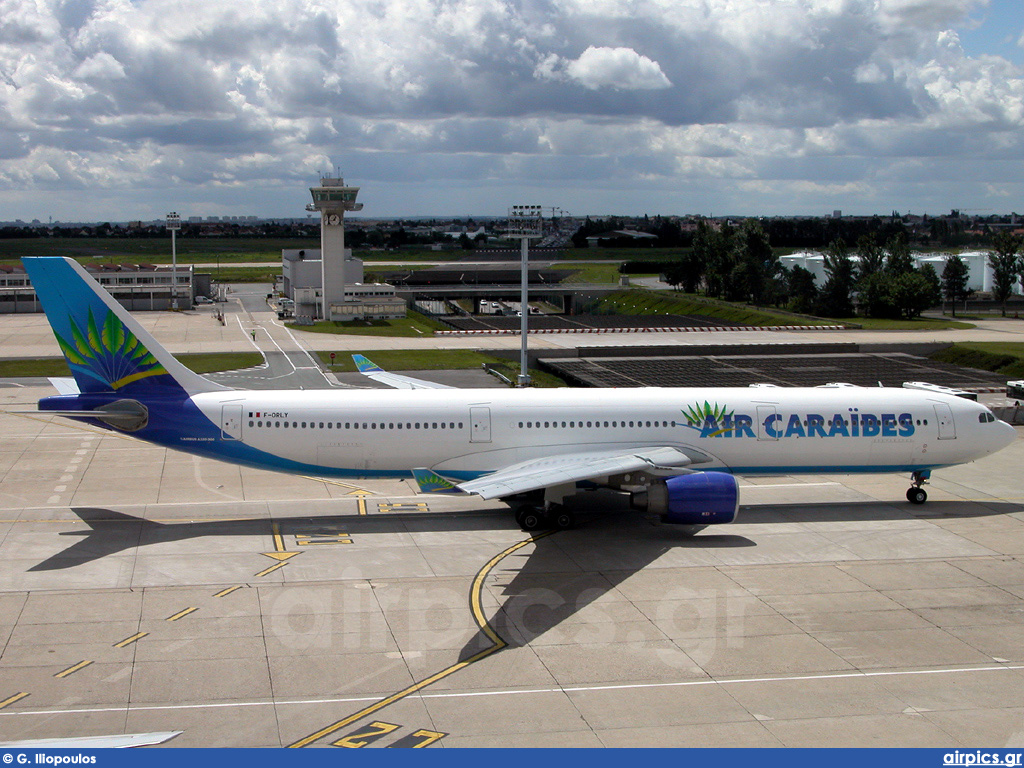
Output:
[{"xmin": 193, "ymin": 386, "xmax": 1016, "ymax": 482}]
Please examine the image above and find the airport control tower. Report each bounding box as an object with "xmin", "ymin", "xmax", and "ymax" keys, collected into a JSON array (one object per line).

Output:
[{"xmin": 306, "ymin": 177, "xmax": 363, "ymax": 320}]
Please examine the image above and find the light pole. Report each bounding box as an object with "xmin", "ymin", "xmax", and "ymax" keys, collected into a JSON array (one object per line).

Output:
[
  {"xmin": 507, "ymin": 205, "xmax": 543, "ymax": 387},
  {"xmin": 166, "ymin": 212, "xmax": 181, "ymax": 310}
]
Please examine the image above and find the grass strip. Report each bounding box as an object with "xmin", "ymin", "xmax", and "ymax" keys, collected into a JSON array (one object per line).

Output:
[{"xmin": 929, "ymin": 343, "xmax": 1024, "ymax": 379}]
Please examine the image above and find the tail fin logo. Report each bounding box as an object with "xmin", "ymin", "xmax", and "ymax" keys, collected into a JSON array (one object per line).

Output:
[{"xmin": 55, "ymin": 307, "xmax": 168, "ymax": 391}]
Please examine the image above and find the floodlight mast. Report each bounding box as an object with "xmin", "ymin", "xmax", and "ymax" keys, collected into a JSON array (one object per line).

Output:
[
  {"xmin": 507, "ymin": 205, "xmax": 543, "ymax": 387},
  {"xmin": 166, "ymin": 212, "xmax": 181, "ymax": 310}
]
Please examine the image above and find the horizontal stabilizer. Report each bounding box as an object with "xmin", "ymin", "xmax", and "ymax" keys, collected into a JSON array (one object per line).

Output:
[
  {"xmin": 0, "ymin": 731, "xmax": 182, "ymax": 748},
  {"xmin": 48, "ymin": 377, "xmax": 80, "ymax": 395}
]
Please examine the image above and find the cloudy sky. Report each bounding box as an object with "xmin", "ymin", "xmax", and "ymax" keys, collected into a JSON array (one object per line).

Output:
[{"xmin": 1, "ymin": 0, "xmax": 1022, "ymax": 221}]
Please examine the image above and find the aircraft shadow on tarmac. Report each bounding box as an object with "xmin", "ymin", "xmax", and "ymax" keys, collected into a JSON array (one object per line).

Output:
[
  {"xmin": 447, "ymin": 496, "xmax": 1024, "ymax": 662},
  {"xmin": 29, "ymin": 494, "xmax": 1023, "ymax": 573}
]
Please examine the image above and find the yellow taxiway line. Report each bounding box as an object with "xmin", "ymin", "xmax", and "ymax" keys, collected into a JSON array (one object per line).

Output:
[{"xmin": 287, "ymin": 531, "xmax": 554, "ymax": 748}]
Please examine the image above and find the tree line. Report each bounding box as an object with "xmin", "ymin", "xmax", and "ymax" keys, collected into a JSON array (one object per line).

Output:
[{"xmin": 661, "ymin": 221, "xmax": 1024, "ymax": 320}]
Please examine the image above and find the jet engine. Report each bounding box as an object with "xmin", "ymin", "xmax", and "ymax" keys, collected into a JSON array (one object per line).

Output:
[{"xmin": 632, "ymin": 471, "xmax": 739, "ymax": 527}]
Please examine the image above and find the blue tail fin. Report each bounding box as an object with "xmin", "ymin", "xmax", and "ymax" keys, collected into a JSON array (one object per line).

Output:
[{"xmin": 23, "ymin": 257, "xmax": 226, "ymax": 397}]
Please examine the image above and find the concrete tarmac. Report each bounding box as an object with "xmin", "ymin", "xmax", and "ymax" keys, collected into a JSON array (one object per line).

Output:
[{"xmin": 0, "ymin": 384, "xmax": 1023, "ymax": 747}]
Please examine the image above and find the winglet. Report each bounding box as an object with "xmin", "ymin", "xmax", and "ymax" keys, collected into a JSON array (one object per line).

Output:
[
  {"xmin": 352, "ymin": 354, "xmax": 382, "ymax": 373},
  {"xmin": 411, "ymin": 468, "xmax": 462, "ymax": 494}
]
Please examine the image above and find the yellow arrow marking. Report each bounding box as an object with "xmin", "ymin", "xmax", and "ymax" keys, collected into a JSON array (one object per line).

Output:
[
  {"xmin": 261, "ymin": 552, "xmax": 299, "ymax": 562},
  {"xmin": 261, "ymin": 521, "xmax": 301, "ymax": 560},
  {"xmin": 357, "ymin": 497, "xmax": 367, "ymax": 516}
]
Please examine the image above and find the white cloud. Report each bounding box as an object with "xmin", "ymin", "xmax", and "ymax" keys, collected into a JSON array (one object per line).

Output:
[
  {"xmin": 560, "ymin": 46, "xmax": 671, "ymax": 90},
  {"xmin": 0, "ymin": 0, "xmax": 1022, "ymax": 218}
]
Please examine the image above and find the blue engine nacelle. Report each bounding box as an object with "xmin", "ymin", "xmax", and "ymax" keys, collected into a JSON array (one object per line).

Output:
[{"xmin": 633, "ymin": 472, "xmax": 739, "ymax": 526}]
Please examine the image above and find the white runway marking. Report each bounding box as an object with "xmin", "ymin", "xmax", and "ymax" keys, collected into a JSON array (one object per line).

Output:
[{"xmin": 2, "ymin": 663, "xmax": 1021, "ymax": 718}]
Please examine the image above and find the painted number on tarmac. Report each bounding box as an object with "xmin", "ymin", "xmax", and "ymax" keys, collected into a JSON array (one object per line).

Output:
[
  {"xmin": 332, "ymin": 723, "xmax": 447, "ymax": 748},
  {"xmin": 386, "ymin": 729, "xmax": 448, "ymax": 748},
  {"xmin": 332, "ymin": 721, "xmax": 400, "ymax": 748}
]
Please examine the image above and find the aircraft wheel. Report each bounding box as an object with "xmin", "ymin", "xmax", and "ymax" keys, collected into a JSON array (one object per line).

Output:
[
  {"xmin": 518, "ymin": 507, "xmax": 546, "ymax": 531},
  {"xmin": 907, "ymin": 487, "xmax": 927, "ymax": 505},
  {"xmin": 552, "ymin": 508, "xmax": 575, "ymax": 530}
]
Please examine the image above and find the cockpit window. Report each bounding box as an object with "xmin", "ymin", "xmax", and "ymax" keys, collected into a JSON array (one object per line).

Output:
[{"xmin": 979, "ymin": 412, "xmax": 996, "ymax": 423}]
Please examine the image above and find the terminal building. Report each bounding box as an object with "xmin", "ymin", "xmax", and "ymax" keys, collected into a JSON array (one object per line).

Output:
[
  {"xmin": 0, "ymin": 263, "xmax": 198, "ymax": 313},
  {"xmin": 280, "ymin": 177, "xmax": 406, "ymax": 322}
]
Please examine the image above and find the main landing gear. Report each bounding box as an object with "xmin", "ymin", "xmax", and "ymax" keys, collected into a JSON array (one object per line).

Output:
[
  {"xmin": 514, "ymin": 504, "xmax": 575, "ymax": 532},
  {"xmin": 906, "ymin": 470, "xmax": 930, "ymax": 505}
]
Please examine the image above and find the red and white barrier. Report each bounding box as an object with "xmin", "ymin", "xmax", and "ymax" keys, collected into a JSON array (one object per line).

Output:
[{"xmin": 436, "ymin": 324, "xmax": 846, "ymax": 336}]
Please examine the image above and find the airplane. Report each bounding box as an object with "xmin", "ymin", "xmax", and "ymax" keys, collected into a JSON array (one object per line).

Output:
[{"xmin": 21, "ymin": 256, "xmax": 1018, "ymax": 535}]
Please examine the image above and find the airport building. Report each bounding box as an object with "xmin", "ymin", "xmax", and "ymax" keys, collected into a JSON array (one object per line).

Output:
[
  {"xmin": 780, "ymin": 250, "xmax": 1023, "ymax": 294},
  {"xmin": 281, "ymin": 178, "xmax": 406, "ymax": 322},
  {"xmin": 281, "ymin": 249, "xmax": 405, "ymax": 321},
  {"xmin": 0, "ymin": 262, "xmax": 197, "ymax": 313}
]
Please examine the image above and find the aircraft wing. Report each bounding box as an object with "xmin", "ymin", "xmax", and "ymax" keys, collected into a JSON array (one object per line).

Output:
[
  {"xmin": 456, "ymin": 446, "xmax": 700, "ymax": 500},
  {"xmin": 352, "ymin": 354, "xmax": 455, "ymax": 390}
]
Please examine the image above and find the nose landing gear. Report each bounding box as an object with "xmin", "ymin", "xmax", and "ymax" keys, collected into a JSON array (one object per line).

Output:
[{"xmin": 906, "ymin": 470, "xmax": 930, "ymax": 504}]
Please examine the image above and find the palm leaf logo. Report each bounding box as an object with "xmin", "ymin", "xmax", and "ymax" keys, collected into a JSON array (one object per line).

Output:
[
  {"xmin": 681, "ymin": 400, "xmax": 735, "ymax": 436},
  {"xmin": 54, "ymin": 308, "xmax": 167, "ymax": 390}
]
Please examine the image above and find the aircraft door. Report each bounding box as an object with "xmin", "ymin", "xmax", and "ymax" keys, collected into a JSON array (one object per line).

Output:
[
  {"xmin": 934, "ymin": 403, "xmax": 956, "ymax": 440},
  {"xmin": 756, "ymin": 405, "xmax": 779, "ymax": 441},
  {"xmin": 470, "ymin": 406, "xmax": 492, "ymax": 443},
  {"xmin": 221, "ymin": 404, "xmax": 243, "ymax": 440}
]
